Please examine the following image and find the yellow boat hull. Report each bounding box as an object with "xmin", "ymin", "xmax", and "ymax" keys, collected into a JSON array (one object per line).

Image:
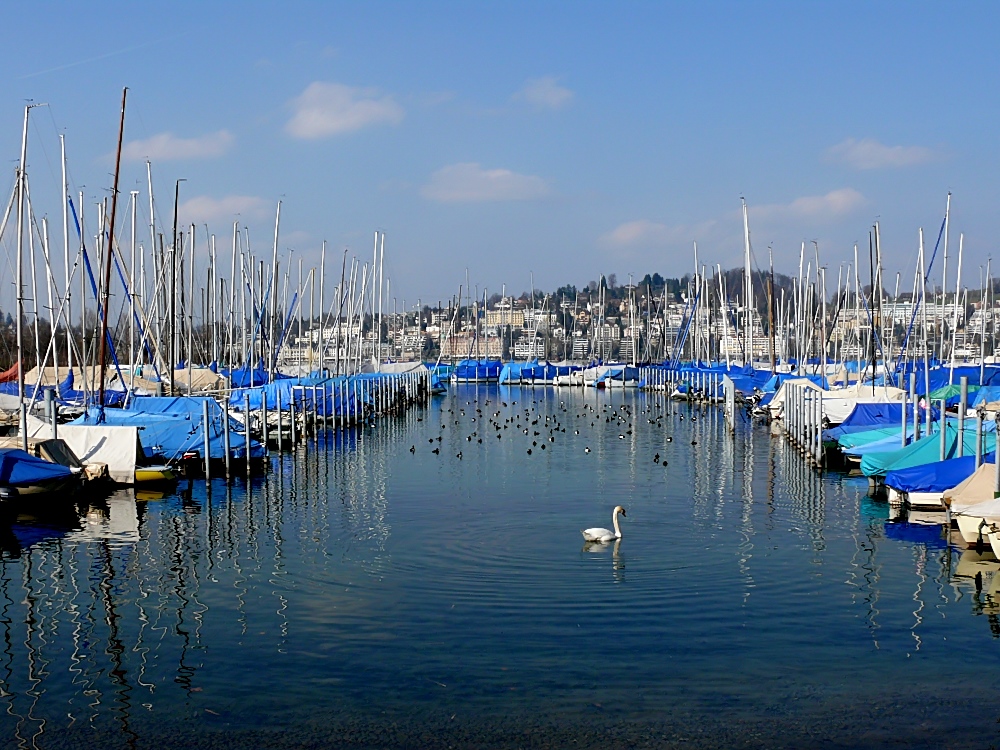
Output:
[{"xmin": 134, "ymin": 465, "xmax": 176, "ymax": 484}]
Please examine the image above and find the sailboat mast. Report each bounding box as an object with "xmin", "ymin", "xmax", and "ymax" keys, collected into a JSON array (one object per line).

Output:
[
  {"xmin": 269, "ymin": 202, "xmax": 281, "ymax": 376},
  {"xmin": 741, "ymin": 198, "xmax": 753, "ymax": 367},
  {"xmin": 940, "ymin": 192, "xmax": 951, "ymax": 362},
  {"xmin": 129, "ymin": 190, "xmax": 138, "ymax": 390},
  {"xmin": 15, "ymin": 105, "xmax": 31, "ymax": 447},
  {"xmin": 169, "ymin": 178, "xmax": 184, "ymax": 394},
  {"xmin": 97, "ymin": 87, "xmax": 127, "ymax": 410},
  {"xmin": 768, "ymin": 246, "xmax": 776, "ymax": 373},
  {"xmin": 950, "ymin": 233, "xmax": 964, "ymax": 372},
  {"xmin": 378, "ymin": 232, "xmax": 385, "ymax": 369},
  {"xmin": 319, "ymin": 241, "xmax": 326, "ymax": 375},
  {"xmin": 61, "ymin": 135, "xmax": 72, "ymax": 373}
]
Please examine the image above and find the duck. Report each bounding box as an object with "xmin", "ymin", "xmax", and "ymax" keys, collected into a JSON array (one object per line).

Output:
[{"xmin": 582, "ymin": 506, "xmax": 626, "ymax": 542}]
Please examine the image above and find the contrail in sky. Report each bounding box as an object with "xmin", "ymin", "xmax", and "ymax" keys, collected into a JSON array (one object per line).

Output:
[{"xmin": 17, "ymin": 31, "xmax": 192, "ymax": 80}]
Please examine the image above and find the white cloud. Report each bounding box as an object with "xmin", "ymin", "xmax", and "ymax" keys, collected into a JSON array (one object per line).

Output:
[
  {"xmin": 420, "ymin": 163, "xmax": 550, "ymax": 203},
  {"xmin": 286, "ymin": 81, "xmax": 404, "ymax": 139},
  {"xmin": 600, "ymin": 190, "xmax": 864, "ymax": 256},
  {"xmin": 599, "ymin": 219, "xmax": 717, "ymax": 249},
  {"xmin": 178, "ymin": 195, "xmax": 270, "ymax": 224},
  {"xmin": 825, "ymin": 137, "xmax": 934, "ymax": 170},
  {"xmin": 513, "ymin": 76, "xmax": 574, "ymax": 110},
  {"xmin": 123, "ymin": 130, "xmax": 233, "ymax": 161},
  {"xmin": 752, "ymin": 188, "xmax": 865, "ymax": 221}
]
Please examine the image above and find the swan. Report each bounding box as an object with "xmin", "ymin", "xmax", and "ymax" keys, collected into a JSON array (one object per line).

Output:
[{"xmin": 582, "ymin": 505, "xmax": 626, "ymax": 542}]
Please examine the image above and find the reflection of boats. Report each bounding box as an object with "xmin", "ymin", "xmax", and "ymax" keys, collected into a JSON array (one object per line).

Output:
[
  {"xmin": 135, "ymin": 487, "xmax": 171, "ymax": 502},
  {"xmin": 0, "ymin": 520, "xmax": 76, "ymax": 558},
  {"xmin": 65, "ymin": 492, "xmax": 140, "ymax": 544},
  {"xmin": 953, "ymin": 549, "xmax": 1000, "ymax": 615},
  {"xmin": 954, "ymin": 548, "xmax": 1000, "ymax": 581},
  {"xmin": 882, "ymin": 520, "xmax": 948, "ymax": 549}
]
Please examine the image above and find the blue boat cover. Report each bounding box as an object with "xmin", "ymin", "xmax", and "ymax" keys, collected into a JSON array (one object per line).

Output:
[
  {"xmin": 230, "ymin": 376, "xmax": 364, "ymax": 416},
  {"xmin": 884, "ymin": 454, "xmax": 994, "ymax": 493},
  {"xmin": 0, "ymin": 449, "xmax": 74, "ymax": 487},
  {"xmin": 71, "ymin": 402, "xmax": 264, "ymax": 462},
  {"xmin": 224, "ymin": 363, "xmax": 271, "ymax": 388},
  {"xmin": 825, "ymin": 403, "xmax": 940, "ymax": 442},
  {"xmin": 453, "ymin": 359, "xmax": 502, "ymax": 381},
  {"xmin": 973, "ymin": 386, "xmax": 1000, "ymax": 406},
  {"xmin": 861, "ymin": 424, "xmax": 997, "ymax": 477}
]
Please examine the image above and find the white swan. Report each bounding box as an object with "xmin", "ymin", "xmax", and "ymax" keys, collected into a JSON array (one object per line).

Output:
[{"xmin": 582, "ymin": 505, "xmax": 626, "ymax": 542}]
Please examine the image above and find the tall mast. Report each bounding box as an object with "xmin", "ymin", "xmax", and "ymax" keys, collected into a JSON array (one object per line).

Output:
[
  {"xmin": 940, "ymin": 192, "xmax": 951, "ymax": 362},
  {"xmin": 41, "ymin": 218, "xmax": 56, "ymax": 383},
  {"xmin": 169, "ymin": 178, "xmax": 184, "ymax": 394},
  {"xmin": 378, "ymin": 231, "xmax": 385, "ymax": 369},
  {"xmin": 16, "ymin": 105, "xmax": 32, "ymax": 447},
  {"xmin": 188, "ymin": 223, "xmax": 195, "ymax": 385},
  {"xmin": 768, "ymin": 246, "xmax": 776, "ymax": 373},
  {"xmin": 229, "ymin": 221, "xmax": 238, "ymax": 367},
  {"xmin": 919, "ymin": 228, "xmax": 931, "ymax": 408},
  {"xmin": 336, "ymin": 247, "xmax": 347, "ymax": 375},
  {"xmin": 129, "ymin": 190, "xmax": 138, "ymax": 391},
  {"xmin": 146, "ymin": 161, "xmax": 155, "ymax": 327},
  {"xmin": 80, "ymin": 192, "xmax": 88, "ymax": 405},
  {"xmin": 210, "ymin": 232, "xmax": 218, "ymax": 365},
  {"xmin": 97, "ymin": 87, "xmax": 127, "ymax": 412},
  {"xmin": 319, "ymin": 241, "xmax": 326, "ymax": 375},
  {"xmin": 372, "ymin": 231, "xmax": 379, "ymax": 367},
  {"xmin": 741, "ymin": 198, "xmax": 753, "ymax": 367},
  {"xmin": 270, "ymin": 200, "xmax": 281, "ymax": 376},
  {"xmin": 950, "ymin": 233, "xmax": 964, "ymax": 372},
  {"xmin": 60, "ymin": 134, "xmax": 72, "ymax": 372}
]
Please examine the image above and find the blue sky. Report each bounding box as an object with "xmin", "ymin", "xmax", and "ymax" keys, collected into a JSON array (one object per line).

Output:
[{"xmin": 3, "ymin": 1, "xmax": 999, "ymax": 310}]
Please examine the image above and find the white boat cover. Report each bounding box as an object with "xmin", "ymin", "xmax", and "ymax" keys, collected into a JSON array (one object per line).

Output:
[
  {"xmin": 362, "ymin": 361, "xmax": 430, "ymax": 375},
  {"xmin": 821, "ymin": 384, "xmax": 906, "ymax": 424},
  {"xmin": 767, "ymin": 378, "xmax": 824, "ymax": 419},
  {"xmin": 171, "ymin": 367, "xmax": 227, "ymax": 393},
  {"xmin": 768, "ymin": 381, "xmax": 905, "ymax": 423},
  {"xmin": 26, "ymin": 415, "xmax": 138, "ymax": 484},
  {"xmin": 23, "ymin": 365, "xmax": 162, "ymax": 394},
  {"xmin": 946, "ymin": 463, "xmax": 1000, "ymax": 516}
]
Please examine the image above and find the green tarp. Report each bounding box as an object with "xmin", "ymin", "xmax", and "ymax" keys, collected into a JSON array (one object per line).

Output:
[{"xmin": 861, "ymin": 424, "xmax": 996, "ymax": 478}]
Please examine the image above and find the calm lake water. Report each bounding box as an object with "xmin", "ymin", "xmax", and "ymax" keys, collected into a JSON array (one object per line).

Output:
[{"xmin": 1, "ymin": 385, "xmax": 999, "ymax": 749}]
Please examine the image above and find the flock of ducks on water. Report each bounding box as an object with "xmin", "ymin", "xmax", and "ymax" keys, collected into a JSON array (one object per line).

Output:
[{"xmin": 408, "ymin": 395, "xmax": 706, "ymax": 545}]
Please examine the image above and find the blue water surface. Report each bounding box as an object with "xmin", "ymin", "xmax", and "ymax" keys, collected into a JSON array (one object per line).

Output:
[{"xmin": 0, "ymin": 385, "xmax": 997, "ymax": 749}]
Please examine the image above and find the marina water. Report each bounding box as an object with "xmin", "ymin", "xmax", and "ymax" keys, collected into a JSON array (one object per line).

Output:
[{"xmin": 1, "ymin": 385, "xmax": 998, "ymax": 748}]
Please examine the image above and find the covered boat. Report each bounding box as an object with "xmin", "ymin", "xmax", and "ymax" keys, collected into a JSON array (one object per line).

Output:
[{"xmin": 0, "ymin": 448, "xmax": 79, "ymax": 504}]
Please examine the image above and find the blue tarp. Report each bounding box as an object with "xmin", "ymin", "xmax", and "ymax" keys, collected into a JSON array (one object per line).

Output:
[
  {"xmin": 72, "ymin": 398, "xmax": 264, "ymax": 462},
  {"xmin": 0, "ymin": 448, "xmax": 75, "ymax": 487},
  {"xmin": 224, "ymin": 363, "xmax": 271, "ymax": 388},
  {"xmin": 861, "ymin": 423, "xmax": 997, "ymax": 477},
  {"xmin": 884, "ymin": 454, "xmax": 993, "ymax": 493},
  {"xmin": 825, "ymin": 403, "xmax": 940, "ymax": 442},
  {"xmin": 0, "ymin": 370, "xmax": 73, "ymax": 400},
  {"xmin": 452, "ymin": 359, "xmax": 502, "ymax": 381},
  {"xmin": 595, "ymin": 365, "xmax": 640, "ymax": 384},
  {"xmin": 973, "ymin": 386, "xmax": 1000, "ymax": 407},
  {"xmin": 229, "ymin": 377, "xmax": 358, "ymax": 416}
]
